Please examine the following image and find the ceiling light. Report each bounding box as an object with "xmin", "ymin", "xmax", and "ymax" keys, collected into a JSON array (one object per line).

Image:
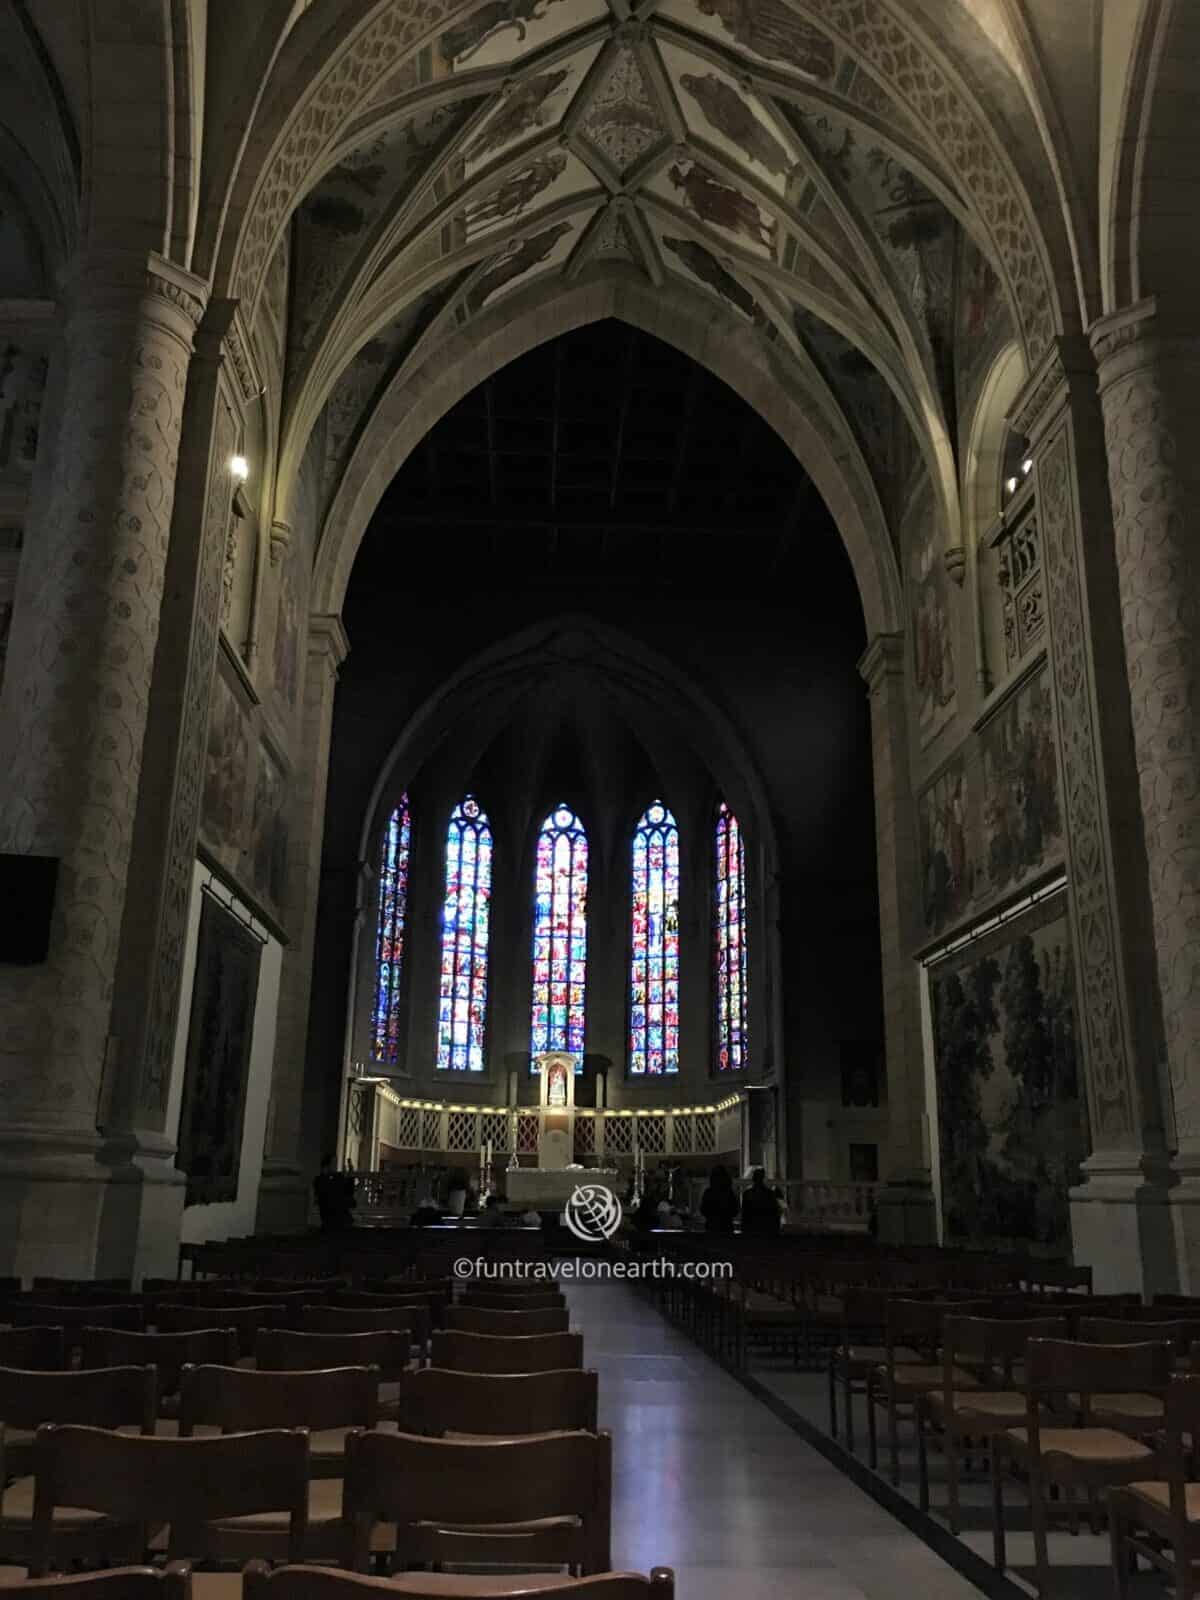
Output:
[
  {"xmin": 230, "ymin": 455, "xmax": 250, "ymax": 482},
  {"xmin": 1005, "ymin": 475, "xmax": 1018, "ymax": 495},
  {"xmin": 1022, "ymin": 457, "xmax": 1033, "ymax": 475}
]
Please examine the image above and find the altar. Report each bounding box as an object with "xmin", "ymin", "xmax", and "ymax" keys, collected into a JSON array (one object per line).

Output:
[{"xmin": 502, "ymin": 1050, "xmax": 619, "ymax": 1211}]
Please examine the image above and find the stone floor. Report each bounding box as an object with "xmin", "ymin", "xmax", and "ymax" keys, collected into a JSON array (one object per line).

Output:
[{"xmin": 569, "ymin": 1280, "xmax": 989, "ymax": 1600}]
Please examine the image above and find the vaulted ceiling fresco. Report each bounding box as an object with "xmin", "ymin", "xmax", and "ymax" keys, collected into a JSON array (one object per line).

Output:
[{"xmin": 273, "ymin": 0, "xmax": 1017, "ymax": 536}]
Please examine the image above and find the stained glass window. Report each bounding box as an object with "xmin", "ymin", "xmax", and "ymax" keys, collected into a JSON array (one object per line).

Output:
[
  {"xmin": 530, "ymin": 803, "xmax": 588, "ymax": 1065},
  {"xmin": 630, "ymin": 801, "xmax": 680, "ymax": 1075},
  {"xmin": 715, "ymin": 801, "xmax": 748, "ymax": 1071},
  {"xmin": 373, "ymin": 795, "xmax": 411, "ymax": 1064},
  {"xmin": 437, "ymin": 797, "xmax": 493, "ymax": 1072}
]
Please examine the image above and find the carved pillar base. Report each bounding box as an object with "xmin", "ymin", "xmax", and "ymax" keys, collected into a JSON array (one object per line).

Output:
[
  {"xmin": 0, "ymin": 1127, "xmax": 185, "ymax": 1283},
  {"xmin": 1070, "ymin": 1149, "xmax": 1178, "ymax": 1296},
  {"xmin": 874, "ymin": 1179, "xmax": 937, "ymax": 1246},
  {"xmin": 255, "ymin": 1163, "xmax": 311, "ymax": 1234}
]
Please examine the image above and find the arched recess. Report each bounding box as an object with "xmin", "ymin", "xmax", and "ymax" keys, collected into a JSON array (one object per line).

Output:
[
  {"xmin": 961, "ymin": 340, "xmax": 1026, "ymax": 692},
  {"xmin": 1106, "ymin": 0, "xmax": 1200, "ymax": 315},
  {"xmin": 311, "ymin": 267, "xmax": 903, "ymax": 644}
]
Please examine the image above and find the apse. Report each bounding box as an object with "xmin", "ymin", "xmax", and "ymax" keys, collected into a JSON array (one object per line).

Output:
[{"xmin": 305, "ymin": 320, "xmax": 881, "ymax": 1180}]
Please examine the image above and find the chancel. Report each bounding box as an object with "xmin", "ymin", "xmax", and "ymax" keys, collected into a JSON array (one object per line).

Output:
[{"xmin": 1, "ymin": 2, "xmax": 1200, "ymax": 1596}]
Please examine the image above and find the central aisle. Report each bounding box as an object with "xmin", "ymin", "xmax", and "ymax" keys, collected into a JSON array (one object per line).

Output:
[{"xmin": 566, "ymin": 1281, "xmax": 983, "ymax": 1600}]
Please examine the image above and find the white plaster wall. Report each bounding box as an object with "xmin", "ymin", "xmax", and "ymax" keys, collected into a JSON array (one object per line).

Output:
[{"xmin": 166, "ymin": 858, "xmax": 283, "ymax": 1244}]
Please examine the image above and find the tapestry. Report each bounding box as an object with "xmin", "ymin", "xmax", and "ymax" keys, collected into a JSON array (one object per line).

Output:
[
  {"xmin": 200, "ymin": 670, "xmax": 249, "ymax": 877},
  {"xmin": 930, "ymin": 894, "xmax": 1086, "ymax": 1254},
  {"xmin": 175, "ymin": 896, "xmax": 261, "ymax": 1206},
  {"xmin": 250, "ymin": 742, "xmax": 289, "ymax": 919},
  {"xmin": 918, "ymin": 757, "xmax": 973, "ymax": 935},
  {"xmin": 980, "ymin": 669, "xmax": 1062, "ymax": 896}
]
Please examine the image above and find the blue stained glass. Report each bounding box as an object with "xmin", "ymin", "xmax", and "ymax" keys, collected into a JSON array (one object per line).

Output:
[
  {"xmin": 437, "ymin": 797, "xmax": 493, "ymax": 1072},
  {"xmin": 715, "ymin": 801, "xmax": 748, "ymax": 1071},
  {"xmin": 530, "ymin": 804, "xmax": 588, "ymax": 1067},
  {"xmin": 373, "ymin": 795, "xmax": 411, "ymax": 1064},
  {"xmin": 630, "ymin": 801, "xmax": 680, "ymax": 1075}
]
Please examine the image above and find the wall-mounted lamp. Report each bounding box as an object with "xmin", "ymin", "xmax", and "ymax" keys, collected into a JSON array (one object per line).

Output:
[
  {"xmin": 1004, "ymin": 475, "xmax": 1019, "ymax": 495},
  {"xmin": 230, "ymin": 454, "xmax": 250, "ymax": 482},
  {"xmin": 1021, "ymin": 457, "xmax": 1034, "ymax": 476}
]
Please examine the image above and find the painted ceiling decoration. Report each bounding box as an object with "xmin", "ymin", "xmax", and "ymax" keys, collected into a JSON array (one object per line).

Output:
[{"xmin": 273, "ymin": 0, "xmax": 1017, "ymax": 538}]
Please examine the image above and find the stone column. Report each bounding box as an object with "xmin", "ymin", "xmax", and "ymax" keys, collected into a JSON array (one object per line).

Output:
[
  {"xmin": 1092, "ymin": 300, "xmax": 1200, "ymax": 1288},
  {"xmin": 0, "ymin": 251, "xmax": 206, "ymax": 1280},
  {"xmin": 858, "ymin": 634, "xmax": 935, "ymax": 1244},
  {"xmin": 1013, "ymin": 336, "xmax": 1176, "ymax": 1295},
  {"xmin": 257, "ymin": 612, "xmax": 349, "ymax": 1231}
]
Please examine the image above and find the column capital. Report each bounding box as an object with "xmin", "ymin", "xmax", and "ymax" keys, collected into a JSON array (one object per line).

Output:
[
  {"xmin": 1090, "ymin": 296, "xmax": 1200, "ymax": 391},
  {"xmin": 857, "ymin": 632, "xmax": 904, "ymax": 693},
  {"xmin": 269, "ymin": 519, "xmax": 293, "ymax": 567},
  {"xmin": 1008, "ymin": 333, "xmax": 1094, "ymax": 447},
  {"xmin": 308, "ymin": 612, "xmax": 350, "ymax": 674},
  {"xmin": 65, "ymin": 250, "xmax": 209, "ymax": 340}
]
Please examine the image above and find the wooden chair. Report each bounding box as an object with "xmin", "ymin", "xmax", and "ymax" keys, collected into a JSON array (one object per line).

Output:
[
  {"xmin": 256, "ymin": 1329, "xmax": 410, "ymax": 1382},
  {"xmin": 197, "ymin": 1292, "xmax": 314, "ymax": 1328},
  {"xmin": 342, "ymin": 1427, "xmax": 612, "ymax": 1574},
  {"xmin": 27, "ymin": 1424, "xmax": 309, "ymax": 1575},
  {"xmin": 335, "ymin": 1292, "xmax": 443, "ymax": 1334},
  {"xmin": 430, "ymin": 1331, "xmax": 583, "ymax": 1374},
  {"xmin": 0, "ymin": 1565, "xmax": 191, "ymax": 1600},
  {"xmin": 458, "ymin": 1291, "xmax": 565, "ymax": 1312},
  {"xmin": 0, "ymin": 1328, "xmax": 66, "ymax": 1373},
  {"xmin": 31, "ymin": 1280, "xmax": 133, "ymax": 1297},
  {"xmin": 826, "ymin": 1287, "xmax": 917, "ymax": 1453},
  {"xmin": 243, "ymin": 1559, "xmax": 673, "ymax": 1600},
  {"xmin": 1111, "ymin": 1373, "xmax": 1200, "ymax": 1600},
  {"xmin": 155, "ymin": 1304, "xmax": 276, "ymax": 1360},
  {"xmin": 79, "ymin": 1328, "xmax": 239, "ymax": 1416},
  {"xmin": 392, "ymin": 1368, "xmax": 598, "ymax": 1437},
  {"xmin": 917, "ymin": 1314, "xmax": 1067, "ymax": 1532},
  {"xmin": 301, "ymin": 1304, "xmax": 427, "ymax": 1355},
  {"xmin": 179, "ymin": 1363, "xmax": 377, "ymax": 1478},
  {"xmin": 992, "ymin": 1337, "xmax": 1172, "ymax": 1595},
  {"xmin": 0, "ymin": 1364, "xmax": 157, "ymax": 1557},
  {"xmin": 9, "ymin": 1306, "xmax": 144, "ymax": 1353},
  {"xmin": 444, "ymin": 1307, "xmax": 569, "ymax": 1337},
  {"xmin": 868, "ymin": 1298, "xmax": 986, "ymax": 1486}
]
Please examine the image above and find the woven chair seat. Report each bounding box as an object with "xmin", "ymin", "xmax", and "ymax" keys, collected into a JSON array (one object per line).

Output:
[
  {"xmin": 1125, "ymin": 1480, "xmax": 1200, "ymax": 1520},
  {"xmin": 839, "ymin": 1344, "xmax": 918, "ymax": 1367},
  {"xmin": 1067, "ymin": 1391, "xmax": 1164, "ymax": 1423},
  {"xmin": 1005, "ymin": 1426, "xmax": 1155, "ymax": 1463},
  {"xmin": 927, "ymin": 1389, "xmax": 1034, "ymax": 1421},
  {"xmin": 875, "ymin": 1364, "xmax": 981, "ymax": 1392},
  {"xmin": 1, "ymin": 1477, "xmax": 111, "ymax": 1528}
]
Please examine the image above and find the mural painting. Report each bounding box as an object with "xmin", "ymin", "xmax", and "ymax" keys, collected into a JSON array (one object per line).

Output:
[
  {"xmin": 467, "ymin": 222, "xmax": 574, "ymax": 314},
  {"xmin": 200, "ymin": 670, "xmax": 249, "ymax": 878},
  {"xmin": 465, "ymin": 153, "xmax": 568, "ymax": 234},
  {"xmin": 440, "ymin": 0, "xmax": 572, "ymax": 67},
  {"xmin": 175, "ymin": 897, "xmax": 261, "ymax": 1207},
  {"xmin": 919, "ymin": 758, "xmax": 972, "ymax": 935},
  {"xmin": 465, "ymin": 69, "xmax": 572, "ymax": 165},
  {"xmin": 579, "ymin": 47, "xmax": 661, "ymax": 173},
  {"xmin": 688, "ymin": 0, "xmax": 836, "ymax": 81},
  {"xmin": 909, "ymin": 511, "xmax": 956, "ymax": 742},
  {"xmin": 662, "ymin": 234, "xmax": 761, "ymax": 321},
  {"xmin": 980, "ymin": 670, "xmax": 1062, "ymax": 897},
  {"xmin": 931, "ymin": 895, "xmax": 1086, "ymax": 1254},
  {"xmin": 665, "ymin": 159, "xmax": 776, "ymax": 254},
  {"xmin": 677, "ymin": 69, "xmax": 792, "ymax": 182},
  {"xmin": 956, "ymin": 236, "xmax": 1010, "ymax": 401},
  {"xmin": 272, "ymin": 551, "xmax": 300, "ymax": 710},
  {"xmin": 250, "ymin": 744, "xmax": 289, "ymax": 919}
]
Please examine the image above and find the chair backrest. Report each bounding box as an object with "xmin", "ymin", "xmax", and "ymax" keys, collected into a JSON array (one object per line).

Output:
[
  {"xmin": 342, "ymin": 1428, "xmax": 611, "ymax": 1573},
  {"xmin": 302, "ymin": 1304, "xmax": 426, "ymax": 1346},
  {"xmin": 1023, "ymin": 1337, "xmax": 1173, "ymax": 1426},
  {"xmin": 431, "ymin": 1330, "xmax": 583, "ymax": 1374},
  {"xmin": 0, "ymin": 1364, "xmax": 156, "ymax": 1433},
  {"xmin": 394, "ymin": 1367, "xmax": 599, "ymax": 1436},
  {"xmin": 1161, "ymin": 1375, "xmax": 1200, "ymax": 1525},
  {"xmin": 942, "ymin": 1315, "xmax": 1068, "ymax": 1386},
  {"xmin": 334, "ymin": 1291, "xmax": 433, "ymax": 1311},
  {"xmin": 178, "ymin": 1363, "xmax": 379, "ymax": 1433},
  {"xmin": 5, "ymin": 1566, "xmax": 191, "ymax": 1600},
  {"xmin": 256, "ymin": 1328, "xmax": 408, "ymax": 1378},
  {"xmin": 29, "ymin": 1425, "xmax": 309, "ymax": 1573},
  {"xmin": 80, "ymin": 1327, "xmax": 239, "ymax": 1396},
  {"xmin": 884, "ymin": 1298, "xmax": 980, "ymax": 1363},
  {"xmin": 242, "ymin": 1560, "xmax": 673, "ymax": 1600},
  {"xmin": 1079, "ymin": 1317, "xmax": 1200, "ymax": 1355},
  {"xmin": 32, "ymin": 1278, "xmax": 134, "ymax": 1295},
  {"xmin": 0, "ymin": 1325, "xmax": 67, "ymax": 1371},
  {"xmin": 458, "ymin": 1292, "xmax": 566, "ymax": 1313},
  {"xmin": 10, "ymin": 1303, "xmax": 144, "ymax": 1337},
  {"xmin": 445, "ymin": 1306, "xmax": 569, "ymax": 1337},
  {"xmin": 156, "ymin": 1302, "xmax": 277, "ymax": 1357}
]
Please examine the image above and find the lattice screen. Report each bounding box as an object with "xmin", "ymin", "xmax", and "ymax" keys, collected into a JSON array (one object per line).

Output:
[
  {"xmin": 573, "ymin": 1117, "xmax": 595, "ymax": 1159},
  {"xmin": 447, "ymin": 1110, "xmax": 478, "ymax": 1151},
  {"xmin": 694, "ymin": 1113, "xmax": 716, "ymax": 1153},
  {"xmin": 395, "ymin": 1106, "xmax": 421, "ymax": 1148},
  {"xmin": 481, "ymin": 1111, "xmax": 509, "ymax": 1151},
  {"xmin": 636, "ymin": 1116, "xmax": 666, "ymax": 1154},
  {"xmin": 603, "ymin": 1117, "xmax": 633, "ymax": 1155},
  {"xmin": 421, "ymin": 1110, "xmax": 442, "ymax": 1151},
  {"xmin": 672, "ymin": 1115, "xmax": 693, "ymax": 1153},
  {"xmin": 347, "ymin": 1090, "xmax": 368, "ymax": 1140},
  {"xmin": 516, "ymin": 1112, "xmax": 539, "ymax": 1154}
]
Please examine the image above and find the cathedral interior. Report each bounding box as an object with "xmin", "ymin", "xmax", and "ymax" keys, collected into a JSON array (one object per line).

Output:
[{"xmin": 0, "ymin": 0, "xmax": 1198, "ymax": 1321}]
